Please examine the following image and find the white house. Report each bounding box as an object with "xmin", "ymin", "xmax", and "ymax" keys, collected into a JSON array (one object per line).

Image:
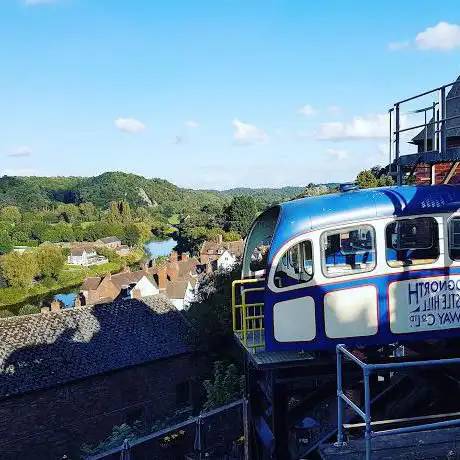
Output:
[
  {"xmin": 216, "ymin": 250, "xmax": 238, "ymax": 271},
  {"xmin": 166, "ymin": 280, "xmax": 196, "ymax": 311},
  {"xmin": 68, "ymin": 248, "xmax": 108, "ymax": 266}
]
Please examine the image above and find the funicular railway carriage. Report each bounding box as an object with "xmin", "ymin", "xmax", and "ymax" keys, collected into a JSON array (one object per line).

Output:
[{"xmin": 233, "ymin": 184, "xmax": 460, "ymax": 353}]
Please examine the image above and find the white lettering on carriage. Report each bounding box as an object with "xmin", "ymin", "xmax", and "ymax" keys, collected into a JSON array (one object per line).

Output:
[{"xmin": 389, "ymin": 275, "xmax": 460, "ymax": 334}]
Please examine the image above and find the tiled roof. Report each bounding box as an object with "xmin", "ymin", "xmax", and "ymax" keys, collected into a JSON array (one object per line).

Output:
[
  {"xmin": 166, "ymin": 280, "xmax": 189, "ymax": 299},
  {"xmin": 0, "ymin": 297, "xmax": 191, "ymax": 399},
  {"xmin": 81, "ymin": 271, "xmax": 158, "ymax": 292},
  {"xmin": 177, "ymin": 258, "xmax": 200, "ymax": 277},
  {"xmin": 81, "ymin": 277, "xmax": 102, "ymax": 291},
  {"xmin": 200, "ymin": 240, "xmax": 244, "ymax": 257},
  {"xmin": 412, "ymin": 75, "xmax": 460, "ymax": 143},
  {"xmin": 100, "ymin": 236, "xmax": 121, "ymax": 244}
]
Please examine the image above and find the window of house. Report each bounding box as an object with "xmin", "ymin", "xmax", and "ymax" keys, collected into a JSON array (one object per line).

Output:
[
  {"xmin": 176, "ymin": 381, "xmax": 192, "ymax": 408},
  {"xmin": 274, "ymin": 241, "xmax": 313, "ymax": 289},
  {"xmin": 386, "ymin": 217, "xmax": 439, "ymax": 267},
  {"xmin": 449, "ymin": 216, "xmax": 460, "ymax": 260},
  {"xmin": 322, "ymin": 225, "xmax": 376, "ymax": 277}
]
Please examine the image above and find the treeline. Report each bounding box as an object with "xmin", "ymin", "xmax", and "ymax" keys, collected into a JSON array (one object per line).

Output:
[
  {"xmin": 0, "ymin": 200, "xmax": 170, "ymax": 254},
  {"xmin": 175, "ymin": 196, "xmax": 259, "ymax": 255}
]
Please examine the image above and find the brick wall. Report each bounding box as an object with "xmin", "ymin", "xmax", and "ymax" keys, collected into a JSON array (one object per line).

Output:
[{"xmin": 0, "ymin": 354, "xmax": 201, "ymax": 460}]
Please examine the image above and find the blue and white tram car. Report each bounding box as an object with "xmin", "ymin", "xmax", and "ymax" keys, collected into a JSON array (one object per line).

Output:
[{"xmin": 233, "ymin": 185, "xmax": 460, "ymax": 352}]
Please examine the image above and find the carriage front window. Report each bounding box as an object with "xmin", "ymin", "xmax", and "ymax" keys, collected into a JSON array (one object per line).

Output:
[
  {"xmin": 274, "ymin": 241, "xmax": 313, "ymax": 288},
  {"xmin": 321, "ymin": 225, "xmax": 376, "ymax": 277},
  {"xmin": 386, "ymin": 217, "xmax": 439, "ymax": 267}
]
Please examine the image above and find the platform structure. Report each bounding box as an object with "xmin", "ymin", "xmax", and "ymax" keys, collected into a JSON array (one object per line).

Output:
[
  {"xmin": 231, "ymin": 281, "xmax": 428, "ymax": 460},
  {"xmin": 320, "ymin": 345, "xmax": 460, "ymax": 460},
  {"xmin": 388, "ymin": 76, "xmax": 460, "ymax": 185}
]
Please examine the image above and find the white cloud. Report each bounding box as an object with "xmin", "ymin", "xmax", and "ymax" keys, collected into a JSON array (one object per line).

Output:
[
  {"xmin": 232, "ymin": 119, "xmax": 269, "ymax": 146},
  {"xmin": 185, "ymin": 120, "xmax": 199, "ymax": 129},
  {"xmin": 274, "ymin": 129, "xmax": 284, "ymax": 136},
  {"xmin": 316, "ymin": 114, "xmax": 390, "ymax": 141},
  {"xmin": 25, "ymin": 0, "xmax": 58, "ymax": 5},
  {"xmin": 9, "ymin": 146, "xmax": 32, "ymax": 157},
  {"xmin": 328, "ymin": 106, "xmax": 342, "ymax": 115},
  {"xmin": 389, "ymin": 22, "xmax": 460, "ymax": 51},
  {"xmin": 326, "ymin": 148, "xmax": 348, "ymax": 160},
  {"xmin": 114, "ymin": 117, "xmax": 145, "ymax": 133},
  {"xmin": 297, "ymin": 104, "xmax": 316, "ymax": 116},
  {"xmin": 416, "ymin": 22, "xmax": 460, "ymax": 50},
  {"xmin": 388, "ymin": 41, "xmax": 410, "ymax": 51}
]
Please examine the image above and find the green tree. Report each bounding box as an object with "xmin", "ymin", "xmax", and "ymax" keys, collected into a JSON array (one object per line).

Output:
[
  {"xmin": 56, "ymin": 204, "xmax": 80, "ymax": 223},
  {"xmin": 123, "ymin": 222, "xmax": 151, "ymax": 247},
  {"xmin": 228, "ymin": 196, "xmax": 257, "ymax": 236},
  {"xmin": 0, "ymin": 205, "xmax": 21, "ymax": 223},
  {"xmin": 0, "ymin": 251, "xmax": 39, "ymax": 288},
  {"xmin": 223, "ymin": 230, "xmax": 242, "ymax": 242},
  {"xmin": 0, "ymin": 231, "xmax": 13, "ymax": 254},
  {"xmin": 378, "ymin": 175, "xmax": 395, "ymax": 186},
  {"xmin": 18, "ymin": 304, "xmax": 40, "ymax": 315},
  {"xmin": 203, "ymin": 361, "xmax": 244, "ymax": 410},
  {"xmin": 36, "ymin": 245, "xmax": 66, "ymax": 279},
  {"xmin": 79, "ymin": 202, "xmax": 97, "ymax": 221},
  {"xmin": 356, "ymin": 169, "xmax": 379, "ymax": 189}
]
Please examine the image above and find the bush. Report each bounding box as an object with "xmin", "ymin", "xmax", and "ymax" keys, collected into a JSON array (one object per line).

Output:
[
  {"xmin": 0, "ymin": 309, "xmax": 15, "ymax": 318},
  {"xmin": 18, "ymin": 304, "xmax": 40, "ymax": 316}
]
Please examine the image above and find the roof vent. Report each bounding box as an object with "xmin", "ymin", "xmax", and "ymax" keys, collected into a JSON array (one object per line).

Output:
[{"xmin": 339, "ymin": 183, "xmax": 360, "ymax": 192}]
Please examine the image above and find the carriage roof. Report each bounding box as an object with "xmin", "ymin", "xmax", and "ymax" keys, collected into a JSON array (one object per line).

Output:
[{"xmin": 267, "ymin": 185, "xmax": 460, "ymax": 259}]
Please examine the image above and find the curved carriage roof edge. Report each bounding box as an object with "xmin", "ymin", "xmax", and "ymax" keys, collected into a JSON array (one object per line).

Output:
[{"xmin": 268, "ymin": 185, "xmax": 460, "ymax": 259}]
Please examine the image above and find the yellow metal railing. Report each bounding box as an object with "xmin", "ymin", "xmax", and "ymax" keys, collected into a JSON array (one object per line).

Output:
[{"xmin": 232, "ymin": 279, "xmax": 265, "ymax": 351}]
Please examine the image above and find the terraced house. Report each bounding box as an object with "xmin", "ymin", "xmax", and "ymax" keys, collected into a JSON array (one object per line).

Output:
[{"xmin": 0, "ymin": 297, "xmax": 202, "ymax": 460}]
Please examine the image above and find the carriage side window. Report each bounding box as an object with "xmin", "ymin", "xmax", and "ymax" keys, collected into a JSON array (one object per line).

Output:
[
  {"xmin": 386, "ymin": 217, "xmax": 439, "ymax": 267},
  {"xmin": 321, "ymin": 225, "xmax": 376, "ymax": 277},
  {"xmin": 274, "ymin": 241, "xmax": 313, "ymax": 289},
  {"xmin": 449, "ymin": 216, "xmax": 460, "ymax": 260}
]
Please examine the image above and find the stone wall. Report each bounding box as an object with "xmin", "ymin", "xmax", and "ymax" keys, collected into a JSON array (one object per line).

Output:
[{"xmin": 0, "ymin": 354, "xmax": 200, "ymax": 460}]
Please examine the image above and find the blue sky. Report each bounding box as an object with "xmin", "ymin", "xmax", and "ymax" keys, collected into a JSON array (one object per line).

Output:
[{"xmin": 1, "ymin": 0, "xmax": 460, "ymax": 189}]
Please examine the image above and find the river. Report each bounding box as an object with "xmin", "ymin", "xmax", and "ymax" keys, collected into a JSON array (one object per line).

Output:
[{"xmin": 144, "ymin": 238, "xmax": 177, "ymax": 259}]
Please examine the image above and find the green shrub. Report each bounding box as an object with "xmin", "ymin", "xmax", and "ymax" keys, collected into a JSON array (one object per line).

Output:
[
  {"xmin": 18, "ymin": 304, "xmax": 40, "ymax": 316},
  {"xmin": 0, "ymin": 309, "xmax": 15, "ymax": 318}
]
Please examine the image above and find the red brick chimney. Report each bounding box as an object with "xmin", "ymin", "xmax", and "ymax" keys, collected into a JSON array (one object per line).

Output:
[
  {"xmin": 170, "ymin": 251, "xmax": 178, "ymax": 262},
  {"xmin": 157, "ymin": 266, "xmax": 167, "ymax": 290},
  {"xmin": 50, "ymin": 300, "xmax": 62, "ymax": 312},
  {"xmin": 181, "ymin": 252, "xmax": 189, "ymax": 261},
  {"xmin": 167, "ymin": 262, "xmax": 179, "ymax": 281},
  {"xmin": 216, "ymin": 234, "xmax": 223, "ymax": 244}
]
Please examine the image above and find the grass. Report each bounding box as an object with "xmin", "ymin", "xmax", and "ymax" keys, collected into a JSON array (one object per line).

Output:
[
  {"xmin": 0, "ymin": 261, "xmax": 129, "ymax": 309},
  {"xmin": 168, "ymin": 214, "xmax": 181, "ymax": 225}
]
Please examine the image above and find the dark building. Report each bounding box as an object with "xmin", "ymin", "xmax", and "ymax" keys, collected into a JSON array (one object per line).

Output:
[
  {"xmin": 0, "ymin": 297, "xmax": 202, "ymax": 459},
  {"xmin": 411, "ymin": 75, "xmax": 460, "ymax": 184}
]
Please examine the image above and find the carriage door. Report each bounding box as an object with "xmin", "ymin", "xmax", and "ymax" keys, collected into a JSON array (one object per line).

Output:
[{"xmin": 271, "ymin": 240, "xmax": 317, "ymax": 345}]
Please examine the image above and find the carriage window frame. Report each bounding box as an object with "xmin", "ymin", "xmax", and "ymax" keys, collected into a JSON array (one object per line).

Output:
[
  {"xmin": 272, "ymin": 239, "xmax": 314, "ymax": 290},
  {"xmin": 385, "ymin": 216, "xmax": 440, "ymax": 268},
  {"xmin": 320, "ymin": 224, "xmax": 377, "ymax": 278},
  {"xmin": 447, "ymin": 215, "xmax": 460, "ymax": 261}
]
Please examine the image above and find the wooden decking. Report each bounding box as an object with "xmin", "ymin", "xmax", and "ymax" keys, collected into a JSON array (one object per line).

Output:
[{"xmin": 318, "ymin": 426, "xmax": 460, "ymax": 459}]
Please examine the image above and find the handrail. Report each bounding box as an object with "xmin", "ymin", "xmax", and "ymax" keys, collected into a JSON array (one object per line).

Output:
[
  {"xmin": 231, "ymin": 278, "xmax": 264, "ymax": 333},
  {"xmin": 335, "ymin": 344, "xmax": 460, "ymax": 460},
  {"xmin": 241, "ymin": 287, "xmax": 265, "ymax": 349}
]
